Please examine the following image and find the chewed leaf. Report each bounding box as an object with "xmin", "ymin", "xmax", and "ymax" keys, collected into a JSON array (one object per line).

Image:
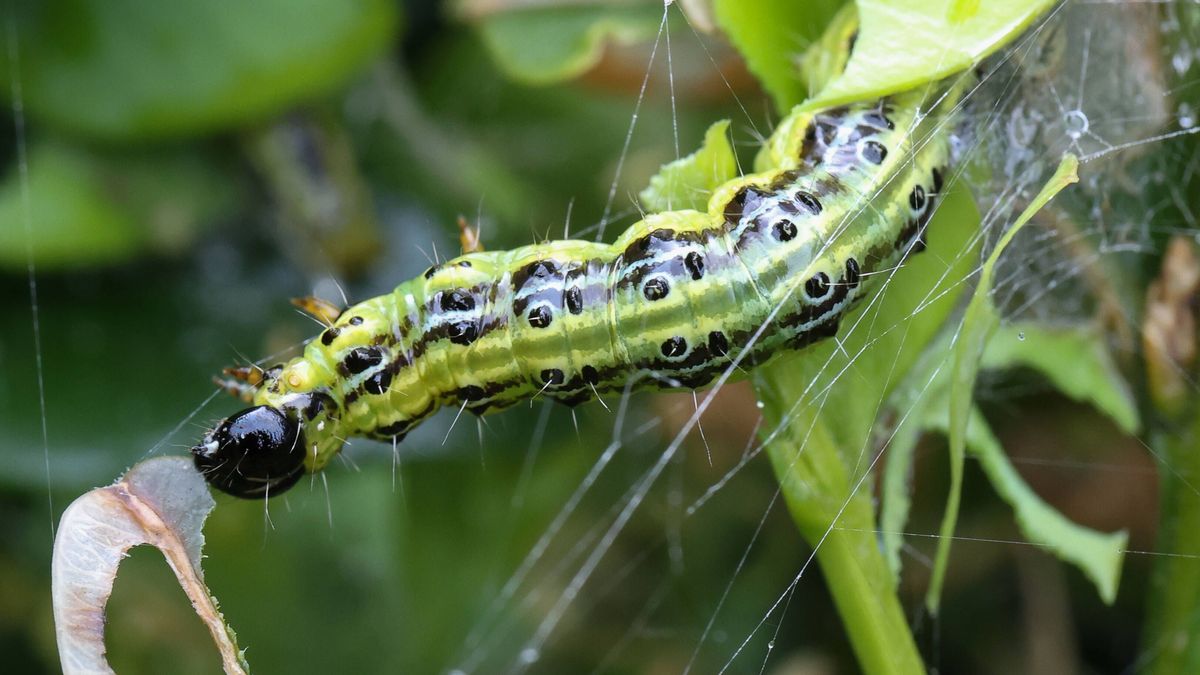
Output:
[
  {"xmin": 804, "ymin": 0, "xmax": 1059, "ymax": 110},
  {"xmin": 473, "ymin": 4, "xmax": 663, "ymax": 85},
  {"xmin": 883, "ymin": 319, "xmax": 1123, "ymax": 598},
  {"xmin": 639, "ymin": 120, "xmax": 736, "ymax": 213},
  {"xmin": 927, "ymin": 154, "xmax": 1079, "ymax": 614},
  {"xmin": 712, "ymin": 0, "xmax": 844, "ymax": 112},
  {"xmin": 52, "ymin": 457, "xmax": 247, "ymax": 675},
  {"xmin": 879, "ymin": 410, "xmax": 925, "ymax": 581},
  {"xmin": 926, "ymin": 405, "xmax": 1127, "ymax": 604},
  {"xmin": 982, "ymin": 322, "xmax": 1139, "ymax": 434}
]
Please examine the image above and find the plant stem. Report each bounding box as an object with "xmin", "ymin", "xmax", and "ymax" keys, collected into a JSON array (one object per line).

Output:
[
  {"xmin": 761, "ymin": 398, "xmax": 923, "ymax": 675},
  {"xmin": 1142, "ymin": 236, "xmax": 1200, "ymax": 674},
  {"xmin": 812, "ymin": 522, "xmax": 923, "ymax": 675},
  {"xmin": 1143, "ymin": 418, "xmax": 1200, "ymax": 675}
]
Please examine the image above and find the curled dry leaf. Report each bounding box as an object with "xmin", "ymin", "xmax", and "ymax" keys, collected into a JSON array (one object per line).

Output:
[
  {"xmin": 1143, "ymin": 236, "xmax": 1200, "ymax": 417},
  {"xmin": 51, "ymin": 456, "xmax": 247, "ymax": 675}
]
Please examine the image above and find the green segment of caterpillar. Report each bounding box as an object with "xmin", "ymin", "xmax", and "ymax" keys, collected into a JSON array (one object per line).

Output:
[{"xmin": 193, "ymin": 38, "xmax": 960, "ymax": 499}]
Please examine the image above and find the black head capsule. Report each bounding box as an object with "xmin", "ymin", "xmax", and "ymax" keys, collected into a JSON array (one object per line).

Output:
[{"xmin": 192, "ymin": 405, "xmax": 306, "ymax": 499}]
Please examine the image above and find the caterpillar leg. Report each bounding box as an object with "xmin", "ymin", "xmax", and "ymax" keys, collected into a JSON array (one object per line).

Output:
[{"xmin": 214, "ymin": 366, "xmax": 264, "ymax": 402}]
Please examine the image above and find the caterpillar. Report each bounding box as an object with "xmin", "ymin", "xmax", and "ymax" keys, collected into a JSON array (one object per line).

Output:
[{"xmin": 191, "ymin": 44, "xmax": 959, "ymax": 499}]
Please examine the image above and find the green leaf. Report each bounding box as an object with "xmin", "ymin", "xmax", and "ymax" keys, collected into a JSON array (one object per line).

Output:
[
  {"xmin": 878, "ymin": 404, "xmax": 926, "ymax": 580},
  {"xmin": 712, "ymin": 0, "xmax": 845, "ymax": 112},
  {"xmin": 799, "ymin": 3, "xmax": 860, "ymax": 97},
  {"xmin": 638, "ymin": 120, "xmax": 736, "ymax": 213},
  {"xmin": 881, "ymin": 328, "xmax": 1129, "ymax": 604},
  {"xmin": 4, "ymin": 0, "xmax": 397, "ymax": 140},
  {"xmin": 953, "ymin": 407, "xmax": 1127, "ymax": 605},
  {"xmin": 804, "ymin": 0, "xmax": 1058, "ymax": 110},
  {"xmin": 908, "ymin": 388, "xmax": 1128, "ymax": 605},
  {"xmin": 472, "ymin": 4, "xmax": 663, "ymax": 85},
  {"xmin": 981, "ymin": 322, "xmax": 1139, "ymax": 435},
  {"xmin": 926, "ymin": 154, "xmax": 1079, "ymax": 614},
  {"xmin": 0, "ymin": 140, "xmax": 241, "ymax": 270}
]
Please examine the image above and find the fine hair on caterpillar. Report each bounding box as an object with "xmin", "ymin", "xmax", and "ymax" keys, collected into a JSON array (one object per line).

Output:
[{"xmin": 192, "ymin": 39, "xmax": 962, "ymax": 501}]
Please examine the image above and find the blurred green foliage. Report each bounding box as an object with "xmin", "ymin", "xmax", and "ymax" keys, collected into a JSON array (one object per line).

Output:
[
  {"xmin": 467, "ymin": 1, "xmax": 664, "ymax": 84},
  {"xmin": 0, "ymin": 140, "xmax": 241, "ymax": 269},
  {"xmin": 0, "ymin": 0, "xmax": 398, "ymax": 140},
  {"xmin": 0, "ymin": 0, "xmax": 1192, "ymax": 673}
]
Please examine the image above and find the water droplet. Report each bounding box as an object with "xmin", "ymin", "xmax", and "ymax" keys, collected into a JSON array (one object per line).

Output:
[
  {"xmin": 767, "ymin": 639, "xmax": 776, "ymax": 650},
  {"xmin": 520, "ymin": 648, "xmax": 540, "ymax": 664},
  {"xmin": 1063, "ymin": 109, "xmax": 1089, "ymax": 140},
  {"xmin": 1179, "ymin": 103, "xmax": 1196, "ymax": 130},
  {"xmin": 1173, "ymin": 49, "xmax": 1194, "ymax": 75},
  {"xmin": 1017, "ymin": 331, "xmax": 1026, "ymax": 341},
  {"xmin": 756, "ymin": 400, "xmax": 765, "ymax": 409}
]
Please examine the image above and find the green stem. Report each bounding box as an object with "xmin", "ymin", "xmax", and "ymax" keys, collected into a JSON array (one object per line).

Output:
[
  {"xmin": 1141, "ymin": 236, "xmax": 1200, "ymax": 675},
  {"xmin": 1144, "ymin": 418, "xmax": 1200, "ymax": 675},
  {"xmin": 812, "ymin": 524, "xmax": 922, "ymax": 675},
  {"xmin": 762, "ymin": 402, "xmax": 923, "ymax": 675}
]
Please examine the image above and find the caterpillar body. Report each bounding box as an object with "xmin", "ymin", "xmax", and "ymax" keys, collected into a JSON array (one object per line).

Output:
[{"xmin": 192, "ymin": 83, "xmax": 957, "ymax": 499}]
